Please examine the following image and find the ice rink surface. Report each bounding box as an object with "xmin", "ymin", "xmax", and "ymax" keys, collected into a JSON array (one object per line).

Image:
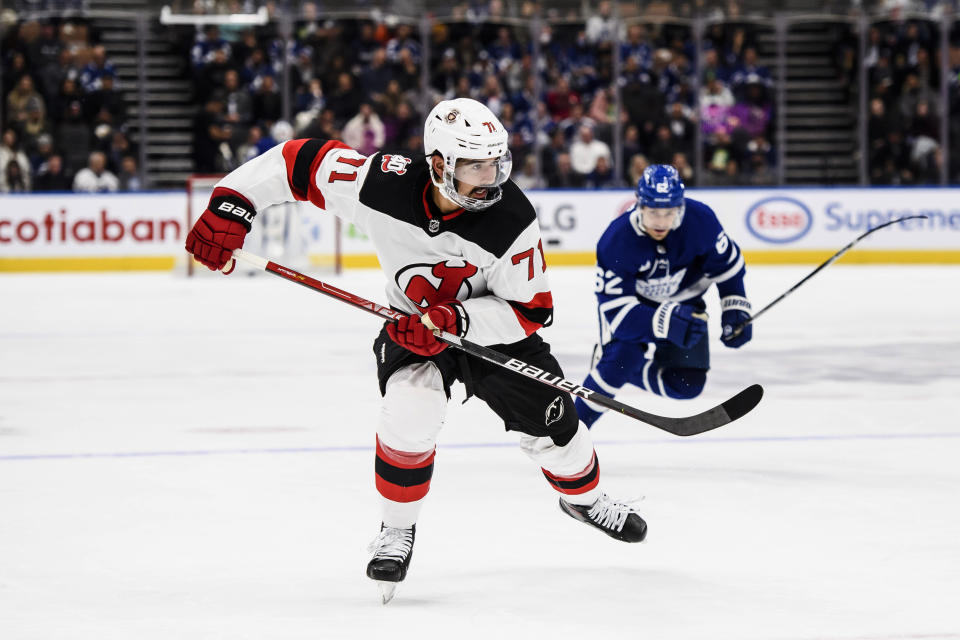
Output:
[{"xmin": 1, "ymin": 264, "xmax": 959, "ymax": 640}]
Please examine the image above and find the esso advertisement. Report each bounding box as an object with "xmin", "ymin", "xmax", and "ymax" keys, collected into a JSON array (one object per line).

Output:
[
  {"xmin": 1, "ymin": 192, "xmax": 185, "ymax": 255},
  {"xmin": 695, "ymin": 188, "xmax": 960, "ymax": 250},
  {"xmin": 743, "ymin": 196, "xmax": 812, "ymax": 243}
]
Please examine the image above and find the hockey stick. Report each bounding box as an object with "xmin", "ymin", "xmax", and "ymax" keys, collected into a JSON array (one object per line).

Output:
[
  {"xmin": 228, "ymin": 249, "xmax": 762, "ymax": 436},
  {"xmin": 729, "ymin": 215, "xmax": 928, "ymax": 339}
]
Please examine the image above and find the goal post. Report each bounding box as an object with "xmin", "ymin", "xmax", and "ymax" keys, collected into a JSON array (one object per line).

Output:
[{"xmin": 182, "ymin": 174, "xmax": 341, "ymax": 276}]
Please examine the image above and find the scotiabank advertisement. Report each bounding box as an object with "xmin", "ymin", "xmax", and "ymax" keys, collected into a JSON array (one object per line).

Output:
[
  {"xmin": 1, "ymin": 188, "xmax": 959, "ymax": 271},
  {"xmin": 1, "ymin": 193, "xmax": 184, "ymax": 266}
]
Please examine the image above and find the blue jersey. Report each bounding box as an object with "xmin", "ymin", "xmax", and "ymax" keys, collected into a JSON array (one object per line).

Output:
[{"xmin": 593, "ymin": 197, "xmax": 746, "ymax": 345}]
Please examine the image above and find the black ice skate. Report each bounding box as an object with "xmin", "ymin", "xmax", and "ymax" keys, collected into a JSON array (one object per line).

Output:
[
  {"xmin": 559, "ymin": 494, "xmax": 647, "ymax": 543},
  {"xmin": 366, "ymin": 523, "xmax": 415, "ymax": 604}
]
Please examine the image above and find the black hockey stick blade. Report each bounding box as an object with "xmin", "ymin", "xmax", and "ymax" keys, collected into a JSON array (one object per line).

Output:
[
  {"xmin": 231, "ymin": 249, "xmax": 764, "ymax": 436},
  {"xmin": 619, "ymin": 383, "xmax": 764, "ymax": 436}
]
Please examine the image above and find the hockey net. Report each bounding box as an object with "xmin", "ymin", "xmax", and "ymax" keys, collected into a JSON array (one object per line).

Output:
[{"xmin": 181, "ymin": 174, "xmax": 341, "ymax": 276}]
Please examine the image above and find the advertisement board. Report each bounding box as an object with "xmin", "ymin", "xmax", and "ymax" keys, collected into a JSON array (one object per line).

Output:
[
  {"xmin": 0, "ymin": 192, "xmax": 185, "ymax": 270},
  {"xmin": 526, "ymin": 188, "xmax": 960, "ymax": 263},
  {"xmin": 2, "ymin": 188, "xmax": 959, "ymax": 271}
]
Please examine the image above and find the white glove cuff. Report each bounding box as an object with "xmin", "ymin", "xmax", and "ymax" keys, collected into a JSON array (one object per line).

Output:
[
  {"xmin": 652, "ymin": 301, "xmax": 678, "ymax": 340},
  {"xmin": 721, "ymin": 296, "xmax": 752, "ymax": 315}
]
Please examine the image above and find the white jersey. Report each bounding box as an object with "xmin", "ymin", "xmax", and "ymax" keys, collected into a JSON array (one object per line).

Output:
[{"xmin": 213, "ymin": 139, "xmax": 554, "ymax": 346}]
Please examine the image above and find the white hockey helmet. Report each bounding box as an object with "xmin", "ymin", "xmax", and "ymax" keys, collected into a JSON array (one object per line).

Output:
[{"xmin": 423, "ymin": 98, "xmax": 512, "ymax": 211}]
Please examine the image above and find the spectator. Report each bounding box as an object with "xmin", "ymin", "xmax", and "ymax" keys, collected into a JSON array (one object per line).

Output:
[
  {"xmin": 220, "ymin": 69, "xmax": 253, "ymax": 129},
  {"xmin": 665, "ymin": 102, "xmax": 696, "ymax": 156},
  {"xmin": 342, "ymin": 103, "xmax": 386, "ymax": 156},
  {"xmin": 199, "ymin": 48, "xmax": 234, "ymax": 102},
  {"xmin": 191, "ymin": 25, "xmax": 231, "ymax": 70},
  {"xmin": 57, "ymin": 100, "xmax": 91, "ymax": 175},
  {"xmin": 327, "ymin": 73, "xmax": 363, "ymax": 124},
  {"xmin": 79, "ymin": 45, "xmax": 118, "ymax": 93},
  {"xmin": 6, "ymin": 75, "xmax": 46, "ymax": 126},
  {"xmin": 252, "ymin": 75, "xmax": 282, "ymax": 127},
  {"xmin": 193, "ymin": 97, "xmax": 232, "ymax": 173},
  {"xmin": 547, "ymin": 152, "xmax": 585, "ymax": 188},
  {"xmin": 51, "ymin": 77, "xmax": 84, "ymax": 124},
  {"xmin": 898, "ymin": 72, "xmax": 937, "ymax": 121},
  {"xmin": 20, "ymin": 100, "xmax": 52, "ymax": 159},
  {"xmin": 3, "ymin": 160, "xmax": 29, "ymax": 193},
  {"xmin": 117, "ymin": 154, "xmax": 142, "ymax": 192},
  {"xmin": 239, "ymin": 48, "xmax": 273, "ymax": 90},
  {"xmin": 0, "ymin": 129, "xmax": 32, "ymax": 193},
  {"xmin": 545, "ymin": 76, "xmax": 579, "ymax": 121},
  {"xmin": 746, "ymin": 153, "xmax": 775, "ymax": 185},
  {"xmin": 627, "ymin": 153, "xmax": 650, "ymax": 186},
  {"xmin": 83, "ymin": 73, "xmax": 125, "ymax": 127},
  {"xmin": 587, "ymin": 87, "xmax": 623, "ymax": 142},
  {"xmin": 28, "ymin": 133, "xmax": 56, "ymax": 174},
  {"xmin": 584, "ymin": 154, "xmax": 616, "ymax": 189},
  {"xmin": 34, "ymin": 154, "xmax": 72, "ymax": 192},
  {"xmin": 512, "ymin": 155, "xmax": 544, "ymax": 190},
  {"xmin": 383, "ymin": 100, "xmax": 418, "ymax": 148},
  {"xmin": 294, "ymin": 78, "xmax": 326, "ymax": 122},
  {"xmin": 73, "ymin": 151, "xmax": 119, "ymax": 193},
  {"xmin": 647, "ymin": 124, "xmax": 677, "ymax": 165},
  {"xmin": 569, "ymin": 125, "xmax": 611, "ymax": 176},
  {"xmin": 26, "ymin": 22, "xmax": 62, "ymax": 101},
  {"xmin": 730, "ymin": 47, "xmax": 772, "ymax": 100},
  {"xmin": 106, "ymin": 130, "xmax": 135, "ymax": 175},
  {"xmin": 360, "ymin": 48, "xmax": 393, "ymax": 103},
  {"xmin": 432, "ymin": 49, "xmax": 462, "ymax": 98},
  {"xmin": 586, "ymin": 1, "xmax": 619, "ymax": 44},
  {"xmin": 672, "ymin": 151, "xmax": 694, "ymax": 184},
  {"xmin": 393, "ymin": 48, "xmax": 421, "ymax": 95},
  {"xmin": 236, "ymin": 125, "xmax": 265, "ymax": 164}
]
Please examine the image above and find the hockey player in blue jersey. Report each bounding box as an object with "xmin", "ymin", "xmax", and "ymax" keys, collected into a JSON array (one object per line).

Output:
[{"xmin": 575, "ymin": 164, "xmax": 753, "ymax": 428}]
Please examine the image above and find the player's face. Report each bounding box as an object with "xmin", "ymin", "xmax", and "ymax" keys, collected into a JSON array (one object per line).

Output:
[
  {"xmin": 640, "ymin": 206, "xmax": 681, "ymax": 240},
  {"xmin": 454, "ymin": 155, "xmax": 510, "ymax": 199}
]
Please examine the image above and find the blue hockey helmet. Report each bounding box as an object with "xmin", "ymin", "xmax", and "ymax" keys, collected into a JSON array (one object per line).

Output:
[
  {"xmin": 634, "ymin": 164, "xmax": 686, "ymax": 234},
  {"xmin": 637, "ymin": 164, "xmax": 685, "ymax": 209}
]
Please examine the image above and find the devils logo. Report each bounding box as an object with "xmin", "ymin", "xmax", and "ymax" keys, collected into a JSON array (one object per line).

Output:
[
  {"xmin": 545, "ymin": 396, "xmax": 565, "ymax": 426},
  {"xmin": 395, "ymin": 260, "xmax": 479, "ymax": 309}
]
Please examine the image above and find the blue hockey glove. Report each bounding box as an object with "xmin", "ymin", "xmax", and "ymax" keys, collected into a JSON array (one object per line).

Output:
[
  {"xmin": 720, "ymin": 296, "xmax": 752, "ymax": 348},
  {"xmin": 652, "ymin": 301, "xmax": 708, "ymax": 349}
]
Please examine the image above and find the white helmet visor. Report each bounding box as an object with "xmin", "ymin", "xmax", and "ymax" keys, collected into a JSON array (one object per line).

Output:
[{"xmin": 442, "ymin": 150, "xmax": 513, "ymax": 210}]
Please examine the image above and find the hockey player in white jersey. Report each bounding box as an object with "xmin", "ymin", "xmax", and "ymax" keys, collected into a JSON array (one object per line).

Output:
[
  {"xmin": 185, "ymin": 98, "xmax": 646, "ymax": 604},
  {"xmin": 575, "ymin": 164, "xmax": 753, "ymax": 429}
]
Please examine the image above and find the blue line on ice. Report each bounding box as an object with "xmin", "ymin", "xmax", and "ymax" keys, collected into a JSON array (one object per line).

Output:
[{"xmin": 2, "ymin": 431, "xmax": 958, "ymax": 461}]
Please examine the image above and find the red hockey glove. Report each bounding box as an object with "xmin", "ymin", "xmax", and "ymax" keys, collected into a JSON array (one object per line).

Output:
[
  {"xmin": 184, "ymin": 190, "xmax": 257, "ymax": 272},
  {"xmin": 386, "ymin": 301, "xmax": 468, "ymax": 357}
]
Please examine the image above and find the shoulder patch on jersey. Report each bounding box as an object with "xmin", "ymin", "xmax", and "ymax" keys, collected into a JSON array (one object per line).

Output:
[
  {"xmin": 359, "ymin": 152, "xmax": 429, "ymax": 227},
  {"xmin": 380, "ymin": 154, "xmax": 412, "ymax": 175}
]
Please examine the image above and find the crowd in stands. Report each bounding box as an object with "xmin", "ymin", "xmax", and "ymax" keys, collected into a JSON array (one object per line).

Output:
[
  {"xmin": 863, "ymin": 19, "xmax": 959, "ymax": 184},
  {"xmin": 185, "ymin": 0, "xmax": 777, "ymax": 189},
  {"xmin": 3, "ymin": 0, "xmax": 960, "ymax": 193},
  {"xmin": 1, "ymin": 18, "xmax": 141, "ymax": 193}
]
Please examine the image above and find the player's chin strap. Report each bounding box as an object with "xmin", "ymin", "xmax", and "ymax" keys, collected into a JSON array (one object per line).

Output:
[
  {"xmin": 227, "ymin": 249, "xmax": 763, "ymax": 437},
  {"xmin": 728, "ymin": 215, "xmax": 928, "ymax": 339}
]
